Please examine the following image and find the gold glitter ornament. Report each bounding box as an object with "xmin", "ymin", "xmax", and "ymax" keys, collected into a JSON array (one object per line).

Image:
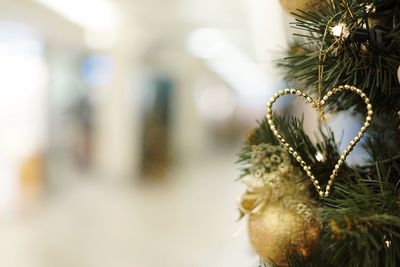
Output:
[
  {"xmin": 248, "ymin": 203, "xmax": 320, "ymax": 266},
  {"xmin": 278, "ymin": 0, "xmax": 319, "ymax": 13},
  {"xmin": 239, "ymin": 144, "xmax": 314, "ymax": 216}
]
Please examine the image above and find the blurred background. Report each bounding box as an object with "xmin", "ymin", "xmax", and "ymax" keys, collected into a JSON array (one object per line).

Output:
[{"xmin": 0, "ymin": 0, "xmax": 364, "ymax": 266}]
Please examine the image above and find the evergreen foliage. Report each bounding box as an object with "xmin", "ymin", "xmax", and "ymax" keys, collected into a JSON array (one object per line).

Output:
[
  {"xmin": 279, "ymin": 0, "xmax": 400, "ymax": 115},
  {"xmin": 238, "ymin": 0, "xmax": 400, "ymax": 266}
]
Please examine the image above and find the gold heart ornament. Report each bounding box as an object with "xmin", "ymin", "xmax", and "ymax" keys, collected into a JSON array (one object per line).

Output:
[{"xmin": 266, "ymin": 85, "xmax": 373, "ymax": 197}]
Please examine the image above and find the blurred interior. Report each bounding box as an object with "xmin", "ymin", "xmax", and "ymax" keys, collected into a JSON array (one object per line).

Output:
[{"xmin": 0, "ymin": 1, "xmax": 365, "ymax": 266}]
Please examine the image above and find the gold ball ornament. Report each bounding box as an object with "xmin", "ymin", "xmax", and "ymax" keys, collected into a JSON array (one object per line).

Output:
[
  {"xmin": 248, "ymin": 204, "xmax": 320, "ymax": 266},
  {"xmin": 278, "ymin": 0, "xmax": 319, "ymax": 13}
]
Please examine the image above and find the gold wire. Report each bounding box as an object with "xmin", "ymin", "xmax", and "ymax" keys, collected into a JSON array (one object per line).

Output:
[{"xmin": 317, "ymin": 14, "xmax": 342, "ymax": 122}]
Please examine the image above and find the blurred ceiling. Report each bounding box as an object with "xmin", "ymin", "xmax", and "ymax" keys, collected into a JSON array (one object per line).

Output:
[
  {"xmin": 0, "ymin": 0, "xmax": 288, "ymax": 60},
  {"xmin": 0, "ymin": 0, "xmax": 289, "ymax": 99},
  {"xmin": 117, "ymin": 0, "xmax": 254, "ymax": 57}
]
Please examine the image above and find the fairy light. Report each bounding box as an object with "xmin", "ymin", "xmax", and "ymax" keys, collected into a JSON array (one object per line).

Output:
[
  {"xmin": 331, "ymin": 23, "xmax": 350, "ymax": 40},
  {"xmin": 315, "ymin": 152, "xmax": 324, "ymax": 162}
]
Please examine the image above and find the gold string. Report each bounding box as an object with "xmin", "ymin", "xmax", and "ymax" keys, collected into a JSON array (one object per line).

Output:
[
  {"xmin": 317, "ymin": 52, "xmax": 327, "ymax": 122},
  {"xmin": 317, "ymin": 15, "xmax": 342, "ymax": 122}
]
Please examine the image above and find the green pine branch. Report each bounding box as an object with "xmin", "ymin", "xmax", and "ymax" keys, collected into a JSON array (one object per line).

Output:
[
  {"xmin": 278, "ymin": 0, "xmax": 400, "ymax": 116},
  {"xmin": 238, "ymin": 116, "xmax": 400, "ymax": 267},
  {"xmin": 239, "ymin": 1, "xmax": 400, "ymax": 266}
]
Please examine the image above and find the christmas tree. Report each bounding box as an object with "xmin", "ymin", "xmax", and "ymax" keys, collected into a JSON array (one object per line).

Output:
[{"xmin": 237, "ymin": 0, "xmax": 400, "ymax": 266}]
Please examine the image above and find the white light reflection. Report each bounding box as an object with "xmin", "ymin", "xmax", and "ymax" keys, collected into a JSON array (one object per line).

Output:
[
  {"xmin": 315, "ymin": 152, "xmax": 324, "ymax": 162},
  {"xmin": 0, "ymin": 23, "xmax": 47, "ymax": 214},
  {"xmin": 187, "ymin": 28, "xmax": 275, "ymax": 106},
  {"xmin": 34, "ymin": 0, "xmax": 120, "ymax": 49}
]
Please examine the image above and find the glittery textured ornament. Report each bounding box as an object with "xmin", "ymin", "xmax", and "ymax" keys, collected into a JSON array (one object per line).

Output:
[
  {"xmin": 278, "ymin": 0, "xmax": 319, "ymax": 13},
  {"xmin": 239, "ymin": 144, "xmax": 314, "ymax": 216},
  {"xmin": 248, "ymin": 204, "xmax": 320, "ymax": 266},
  {"xmin": 239, "ymin": 144, "xmax": 321, "ymax": 263}
]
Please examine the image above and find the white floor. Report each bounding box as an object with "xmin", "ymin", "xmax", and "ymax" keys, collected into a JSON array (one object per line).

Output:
[{"xmin": 0, "ymin": 150, "xmax": 261, "ymax": 267}]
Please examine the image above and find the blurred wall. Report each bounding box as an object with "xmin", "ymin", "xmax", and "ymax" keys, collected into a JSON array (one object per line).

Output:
[{"xmin": 0, "ymin": 0, "xmax": 291, "ymax": 196}]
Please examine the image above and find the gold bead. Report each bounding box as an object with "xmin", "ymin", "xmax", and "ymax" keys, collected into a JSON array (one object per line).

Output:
[
  {"xmin": 366, "ymin": 116, "xmax": 372, "ymax": 122},
  {"xmin": 368, "ymin": 110, "xmax": 373, "ymax": 116},
  {"xmin": 268, "ymin": 119, "xmax": 273, "ymax": 125},
  {"xmin": 367, "ymin": 104, "xmax": 373, "ymax": 111},
  {"xmin": 290, "ymin": 89, "xmax": 296, "ymax": 94},
  {"xmin": 307, "ymin": 97, "xmax": 313, "ymax": 103},
  {"xmin": 273, "ymin": 93, "xmax": 279, "ymax": 98},
  {"xmin": 344, "ymin": 85, "xmax": 351, "ymax": 89},
  {"xmin": 319, "ymin": 191, "xmax": 324, "ymax": 197},
  {"xmin": 327, "ymin": 91, "xmax": 333, "ymax": 96},
  {"xmin": 296, "ymin": 156, "xmax": 302, "ymax": 162},
  {"xmin": 284, "ymin": 89, "xmax": 290, "ymax": 93},
  {"xmin": 364, "ymin": 122, "xmax": 370, "ymax": 127},
  {"xmin": 320, "ymin": 100, "xmax": 325, "ymax": 105},
  {"xmin": 296, "ymin": 90, "xmax": 302, "ymax": 96},
  {"xmin": 326, "ymin": 185, "xmax": 331, "ymax": 191}
]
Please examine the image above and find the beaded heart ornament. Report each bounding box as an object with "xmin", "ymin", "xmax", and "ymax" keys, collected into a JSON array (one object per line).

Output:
[{"xmin": 265, "ymin": 85, "xmax": 373, "ymax": 197}]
